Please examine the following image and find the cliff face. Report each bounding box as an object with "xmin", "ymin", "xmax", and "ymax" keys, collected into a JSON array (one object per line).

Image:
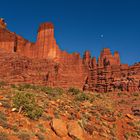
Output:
[{"xmin": 0, "ymin": 19, "xmax": 139, "ymax": 92}]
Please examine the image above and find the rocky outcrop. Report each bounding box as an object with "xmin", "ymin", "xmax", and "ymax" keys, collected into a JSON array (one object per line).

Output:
[
  {"xmin": 68, "ymin": 121, "xmax": 85, "ymax": 140},
  {"xmin": 51, "ymin": 119, "xmax": 68, "ymax": 137},
  {"xmin": 131, "ymin": 105, "xmax": 140, "ymax": 116},
  {"xmin": 0, "ymin": 18, "xmax": 7, "ymax": 29},
  {"xmin": 0, "ymin": 19, "xmax": 139, "ymax": 92},
  {"xmin": 83, "ymin": 48, "xmax": 140, "ymax": 93}
]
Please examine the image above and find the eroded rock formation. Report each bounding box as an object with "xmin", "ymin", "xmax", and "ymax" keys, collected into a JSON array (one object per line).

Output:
[{"xmin": 0, "ymin": 18, "xmax": 139, "ymax": 92}]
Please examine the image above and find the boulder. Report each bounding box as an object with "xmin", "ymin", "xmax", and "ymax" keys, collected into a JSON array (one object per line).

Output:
[
  {"xmin": 131, "ymin": 105, "xmax": 140, "ymax": 116},
  {"xmin": 51, "ymin": 119, "xmax": 68, "ymax": 137},
  {"xmin": 67, "ymin": 121, "xmax": 85, "ymax": 140}
]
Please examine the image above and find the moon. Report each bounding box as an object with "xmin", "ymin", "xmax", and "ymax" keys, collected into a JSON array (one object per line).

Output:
[{"xmin": 101, "ymin": 34, "xmax": 104, "ymax": 38}]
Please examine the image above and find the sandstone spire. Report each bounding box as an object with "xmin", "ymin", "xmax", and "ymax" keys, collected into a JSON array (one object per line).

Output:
[
  {"xmin": 0, "ymin": 18, "xmax": 7, "ymax": 29},
  {"xmin": 114, "ymin": 51, "xmax": 121, "ymax": 65},
  {"xmin": 37, "ymin": 22, "xmax": 54, "ymax": 47},
  {"xmin": 36, "ymin": 22, "xmax": 59, "ymax": 59},
  {"xmin": 83, "ymin": 51, "xmax": 91, "ymax": 65}
]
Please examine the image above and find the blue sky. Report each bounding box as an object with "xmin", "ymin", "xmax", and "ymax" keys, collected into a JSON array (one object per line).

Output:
[{"xmin": 0, "ymin": 0, "xmax": 140, "ymax": 65}]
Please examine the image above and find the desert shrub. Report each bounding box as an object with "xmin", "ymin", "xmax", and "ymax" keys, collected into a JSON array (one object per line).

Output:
[
  {"xmin": 117, "ymin": 112, "xmax": 123, "ymax": 118},
  {"xmin": 94, "ymin": 93, "xmax": 103, "ymax": 99},
  {"xmin": 41, "ymin": 114, "xmax": 52, "ymax": 121},
  {"xmin": 36, "ymin": 132, "xmax": 46, "ymax": 140},
  {"xmin": 12, "ymin": 91, "xmax": 43, "ymax": 120},
  {"xmin": 68, "ymin": 87, "xmax": 81, "ymax": 95},
  {"xmin": 0, "ymin": 132, "xmax": 9, "ymax": 140},
  {"xmin": 26, "ymin": 107, "xmax": 43, "ymax": 120},
  {"xmin": 11, "ymin": 84, "xmax": 17, "ymax": 88},
  {"xmin": 68, "ymin": 112, "xmax": 77, "ymax": 120},
  {"xmin": 17, "ymin": 84, "xmax": 37, "ymax": 91},
  {"xmin": 17, "ymin": 131, "xmax": 31, "ymax": 140},
  {"xmin": 13, "ymin": 92, "xmax": 35, "ymax": 110},
  {"xmin": 117, "ymin": 92, "xmax": 122, "ymax": 97},
  {"xmin": 133, "ymin": 92, "xmax": 139, "ymax": 97},
  {"xmin": 137, "ymin": 131, "xmax": 140, "ymax": 136},
  {"xmin": 40, "ymin": 87, "xmax": 64, "ymax": 99},
  {"xmin": 0, "ymin": 111, "xmax": 7, "ymax": 121},
  {"xmin": 124, "ymin": 132, "xmax": 131, "ymax": 140},
  {"xmin": 118, "ymin": 99, "xmax": 127, "ymax": 104},
  {"xmin": 11, "ymin": 124, "xmax": 19, "ymax": 132},
  {"xmin": 53, "ymin": 110, "xmax": 60, "ymax": 119},
  {"xmin": 0, "ymin": 118, "xmax": 10, "ymax": 128},
  {"xmin": 0, "ymin": 111, "xmax": 10, "ymax": 128},
  {"xmin": 51, "ymin": 87, "xmax": 64, "ymax": 95},
  {"xmin": 128, "ymin": 120, "xmax": 140, "ymax": 129},
  {"xmin": 0, "ymin": 101, "xmax": 11, "ymax": 108},
  {"xmin": 0, "ymin": 81, "xmax": 6, "ymax": 88},
  {"xmin": 98, "ymin": 106, "xmax": 115, "ymax": 118},
  {"xmin": 131, "ymin": 132, "xmax": 138, "ymax": 137},
  {"xmin": 75, "ymin": 92, "xmax": 89, "ymax": 101},
  {"xmin": 37, "ymin": 124, "xmax": 46, "ymax": 133}
]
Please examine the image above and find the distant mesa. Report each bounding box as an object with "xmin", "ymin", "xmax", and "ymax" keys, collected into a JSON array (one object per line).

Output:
[{"xmin": 0, "ymin": 18, "xmax": 139, "ymax": 93}]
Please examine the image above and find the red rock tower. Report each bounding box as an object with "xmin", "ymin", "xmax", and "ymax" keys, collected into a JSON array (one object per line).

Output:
[
  {"xmin": 36, "ymin": 22, "xmax": 59, "ymax": 59},
  {"xmin": 37, "ymin": 22, "xmax": 54, "ymax": 46},
  {"xmin": 114, "ymin": 51, "xmax": 121, "ymax": 65},
  {"xmin": 83, "ymin": 51, "xmax": 91, "ymax": 64},
  {"xmin": 99, "ymin": 48, "xmax": 121, "ymax": 66},
  {"xmin": 0, "ymin": 18, "xmax": 7, "ymax": 29},
  {"xmin": 91, "ymin": 57, "xmax": 97, "ymax": 68}
]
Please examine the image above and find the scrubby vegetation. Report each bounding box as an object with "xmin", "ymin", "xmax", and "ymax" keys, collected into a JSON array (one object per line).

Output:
[
  {"xmin": 0, "ymin": 84, "xmax": 139, "ymax": 139},
  {"xmin": 68, "ymin": 87, "xmax": 81, "ymax": 95},
  {"xmin": 16, "ymin": 130, "xmax": 31, "ymax": 140},
  {"xmin": 75, "ymin": 92, "xmax": 90, "ymax": 101},
  {"xmin": 12, "ymin": 91, "xmax": 43, "ymax": 120},
  {"xmin": 0, "ymin": 132, "xmax": 9, "ymax": 140},
  {"xmin": 0, "ymin": 111, "xmax": 10, "ymax": 129}
]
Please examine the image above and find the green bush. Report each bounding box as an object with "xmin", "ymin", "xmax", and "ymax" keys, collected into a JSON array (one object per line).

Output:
[
  {"xmin": 12, "ymin": 92, "xmax": 43, "ymax": 120},
  {"xmin": 0, "ymin": 81, "xmax": 6, "ymax": 86},
  {"xmin": 40, "ymin": 87, "xmax": 64, "ymax": 99},
  {"xmin": 0, "ymin": 111, "xmax": 10, "ymax": 129},
  {"xmin": 26, "ymin": 107, "xmax": 43, "ymax": 120},
  {"xmin": 0, "ymin": 111, "xmax": 7, "ymax": 121},
  {"xmin": 11, "ymin": 124, "xmax": 19, "ymax": 132},
  {"xmin": 0, "ymin": 81, "xmax": 6, "ymax": 88},
  {"xmin": 133, "ymin": 92, "xmax": 139, "ymax": 97},
  {"xmin": 0, "ymin": 101, "xmax": 11, "ymax": 108},
  {"xmin": 41, "ymin": 114, "xmax": 52, "ymax": 121},
  {"xmin": 117, "ymin": 92, "xmax": 122, "ymax": 97},
  {"xmin": 0, "ymin": 132, "xmax": 9, "ymax": 140},
  {"xmin": 36, "ymin": 132, "xmax": 46, "ymax": 140},
  {"xmin": 37, "ymin": 124, "xmax": 46, "ymax": 133},
  {"xmin": 68, "ymin": 87, "xmax": 81, "ymax": 95},
  {"xmin": 17, "ymin": 84, "xmax": 38, "ymax": 91},
  {"xmin": 11, "ymin": 84, "xmax": 17, "ymax": 88},
  {"xmin": 17, "ymin": 131, "xmax": 31, "ymax": 140},
  {"xmin": 75, "ymin": 92, "xmax": 89, "ymax": 101}
]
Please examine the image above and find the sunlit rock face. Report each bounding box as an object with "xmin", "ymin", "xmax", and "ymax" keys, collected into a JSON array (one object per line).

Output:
[
  {"xmin": 0, "ymin": 18, "xmax": 7, "ymax": 29},
  {"xmin": 0, "ymin": 19, "xmax": 139, "ymax": 92},
  {"xmin": 36, "ymin": 22, "xmax": 59, "ymax": 59}
]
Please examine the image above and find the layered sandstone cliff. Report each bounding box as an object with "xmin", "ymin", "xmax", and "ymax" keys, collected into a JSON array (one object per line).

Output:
[{"xmin": 0, "ymin": 18, "xmax": 139, "ymax": 92}]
